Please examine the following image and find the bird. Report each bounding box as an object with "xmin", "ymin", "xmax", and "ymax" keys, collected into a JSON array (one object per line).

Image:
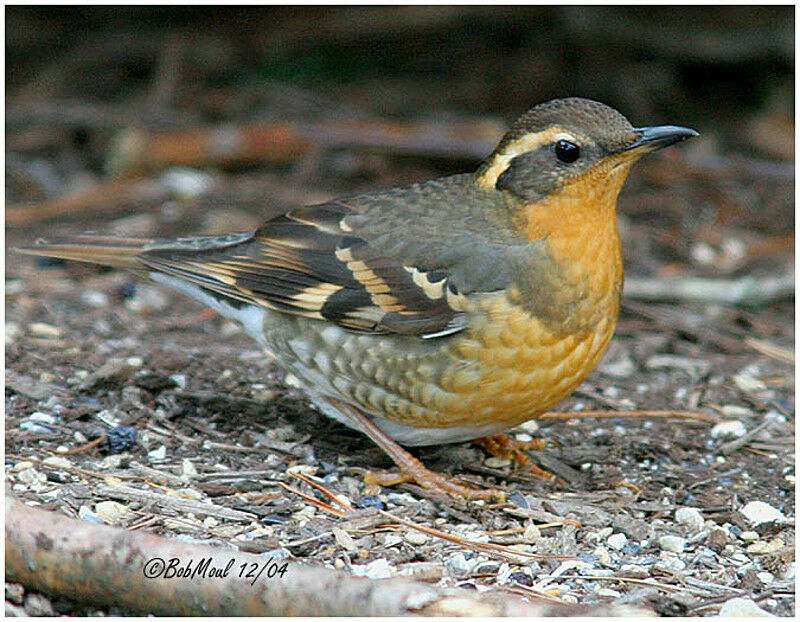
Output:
[{"xmin": 19, "ymin": 97, "xmax": 697, "ymax": 501}]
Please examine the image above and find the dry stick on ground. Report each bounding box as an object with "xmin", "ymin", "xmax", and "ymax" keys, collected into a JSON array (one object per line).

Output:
[
  {"xmin": 623, "ymin": 270, "xmax": 794, "ymax": 307},
  {"xmin": 6, "ymin": 177, "xmax": 169, "ymax": 226},
  {"xmin": 5, "ymin": 496, "xmax": 651, "ymax": 616}
]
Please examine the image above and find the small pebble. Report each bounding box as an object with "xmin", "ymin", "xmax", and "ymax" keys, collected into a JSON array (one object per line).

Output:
[
  {"xmin": 28, "ymin": 322, "xmax": 61, "ymax": 338},
  {"xmin": 484, "ymin": 456, "xmax": 511, "ymax": 468},
  {"xmin": 592, "ymin": 546, "xmax": 611, "ymax": 565},
  {"xmin": 382, "ymin": 534, "xmax": 403, "ymax": 548},
  {"xmin": 523, "ymin": 523, "xmax": 540, "ymax": 541},
  {"xmin": 106, "ymin": 426, "xmax": 137, "ymax": 453},
  {"xmin": 508, "ymin": 571, "xmax": 533, "ymax": 586},
  {"xmin": 181, "ymin": 459, "xmax": 197, "ymax": 477},
  {"xmin": 148, "ymin": 445, "xmax": 167, "ymax": 461},
  {"xmin": 125, "ymin": 285, "xmax": 169, "ymax": 313},
  {"xmin": 23, "ymin": 592, "xmax": 56, "ymax": 617},
  {"xmin": 607, "ymin": 533, "xmax": 628, "ymax": 551},
  {"xmin": 81, "ymin": 290, "xmax": 109, "ymax": 308},
  {"xmin": 5, "ymin": 582, "xmax": 24, "ymax": 605},
  {"xmin": 16, "ymin": 468, "xmax": 46, "ymax": 486},
  {"xmin": 169, "ymin": 373, "xmax": 187, "ymax": 389},
  {"xmin": 78, "ymin": 505, "xmax": 104, "ymax": 524},
  {"xmin": 717, "ymin": 597, "xmax": 775, "ymax": 617},
  {"xmin": 515, "ymin": 420, "xmax": 540, "ymax": 434},
  {"xmin": 654, "ymin": 556, "xmax": 686, "ymax": 572},
  {"xmin": 6, "ymin": 321, "xmax": 21, "ymax": 343},
  {"xmin": 356, "ymin": 495, "xmax": 385, "ymax": 511},
  {"xmin": 746, "ymin": 538, "xmax": 785, "ymax": 555},
  {"xmin": 446, "ymin": 553, "xmax": 473, "ymax": 574},
  {"xmin": 597, "ymin": 588, "xmax": 621, "ymax": 598},
  {"xmin": 740, "ymin": 501, "xmax": 786, "ymax": 526},
  {"xmin": 42, "ymin": 456, "xmax": 72, "ymax": 470},
  {"xmin": 404, "ymin": 531, "xmax": 429, "ymax": 546},
  {"xmin": 161, "ymin": 167, "xmax": 215, "ymax": 199},
  {"xmin": 351, "ymin": 558, "xmax": 393, "ymax": 579},
  {"xmin": 675, "ymin": 507, "xmax": 705, "ymax": 532},
  {"xmin": 658, "ymin": 535, "xmax": 686, "ymax": 553},
  {"xmin": 13, "ymin": 461, "xmax": 34, "ymax": 472},
  {"xmin": 600, "ymin": 354, "xmax": 636, "ymax": 379},
  {"xmin": 94, "ymin": 501, "xmax": 132, "ymax": 524},
  {"xmin": 508, "ymin": 492, "xmax": 530, "ymax": 509},
  {"xmin": 29, "ymin": 412, "xmax": 59, "ymax": 425},
  {"xmin": 711, "ymin": 420, "xmax": 747, "ymax": 439},
  {"xmin": 757, "ymin": 571, "xmax": 774, "ymax": 585},
  {"xmin": 721, "ymin": 404, "xmax": 751, "ymax": 417},
  {"xmin": 618, "ymin": 564, "xmax": 648, "ymax": 579},
  {"xmin": 732, "ymin": 373, "xmax": 767, "ymax": 393},
  {"xmin": 561, "ymin": 594, "xmax": 578, "ymax": 604},
  {"xmin": 739, "ymin": 530, "xmax": 760, "ymax": 541}
]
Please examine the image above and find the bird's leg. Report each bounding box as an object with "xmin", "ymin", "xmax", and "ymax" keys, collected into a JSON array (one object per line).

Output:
[
  {"xmin": 474, "ymin": 434, "xmax": 558, "ymax": 482},
  {"xmin": 323, "ymin": 398, "xmax": 506, "ymax": 502}
]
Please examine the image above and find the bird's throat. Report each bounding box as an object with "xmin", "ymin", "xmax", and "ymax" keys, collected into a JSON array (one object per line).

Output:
[{"xmin": 518, "ymin": 161, "xmax": 633, "ymax": 314}]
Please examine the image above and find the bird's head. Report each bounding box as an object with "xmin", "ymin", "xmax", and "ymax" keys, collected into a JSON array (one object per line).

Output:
[{"xmin": 475, "ymin": 97, "xmax": 697, "ymax": 203}]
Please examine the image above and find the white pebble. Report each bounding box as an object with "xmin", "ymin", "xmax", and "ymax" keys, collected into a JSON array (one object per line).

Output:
[
  {"xmin": 148, "ymin": 445, "xmax": 167, "ymax": 461},
  {"xmin": 711, "ymin": 420, "xmax": 747, "ymax": 439},
  {"xmin": 382, "ymin": 534, "xmax": 403, "ymax": 548},
  {"xmin": 756, "ymin": 571, "xmax": 774, "ymax": 585},
  {"xmin": 81, "ymin": 290, "xmax": 109, "ymax": 308},
  {"xmin": 718, "ymin": 597, "xmax": 775, "ymax": 617},
  {"xmin": 78, "ymin": 505, "xmax": 104, "ymax": 524},
  {"xmin": 404, "ymin": 531, "xmax": 429, "ymax": 545},
  {"xmin": 740, "ymin": 501, "xmax": 786, "ymax": 526},
  {"xmin": 42, "ymin": 456, "xmax": 72, "ymax": 470},
  {"xmin": 721, "ymin": 405, "xmax": 751, "ymax": 417},
  {"xmin": 733, "ymin": 373, "xmax": 767, "ymax": 393},
  {"xmin": 28, "ymin": 322, "xmax": 61, "ymax": 338},
  {"xmin": 181, "ymin": 459, "xmax": 197, "ymax": 477},
  {"xmin": 658, "ymin": 535, "xmax": 686, "ymax": 553},
  {"xmin": 607, "ymin": 533, "xmax": 628, "ymax": 551},
  {"xmin": 16, "ymin": 468, "xmax": 46, "ymax": 485},
  {"xmin": 13, "ymin": 461, "xmax": 34, "ymax": 472},
  {"xmin": 746, "ymin": 539, "xmax": 785, "ymax": 555},
  {"xmin": 675, "ymin": 507, "xmax": 705, "ymax": 532},
  {"xmin": 654, "ymin": 555, "xmax": 686, "ymax": 572},
  {"xmin": 597, "ymin": 588, "xmax": 621, "ymax": 598},
  {"xmin": 739, "ymin": 531, "xmax": 760, "ymax": 541},
  {"xmin": 352, "ymin": 558, "xmax": 393, "ymax": 579},
  {"xmin": 94, "ymin": 501, "xmax": 132, "ymax": 524},
  {"xmin": 619, "ymin": 564, "xmax": 648, "ymax": 579},
  {"xmin": 29, "ymin": 412, "xmax": 59, "ymax": 425},
  {"xmin": 6, "ymin": 322, "xmax": 21, "ymax": 343},
  {"xmin": 446, "ymin": 553, "xmax": 473, "ymax": 574}
]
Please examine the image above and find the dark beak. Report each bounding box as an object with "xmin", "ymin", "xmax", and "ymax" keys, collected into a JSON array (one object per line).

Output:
[{"xmin": 626, "ymin": 125, "xmax": 699, "ymax": 153}]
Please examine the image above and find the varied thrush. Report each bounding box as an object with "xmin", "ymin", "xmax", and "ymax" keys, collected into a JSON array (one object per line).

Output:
[{"xmin": 19, "ymin": 98, "xmax": 697, "ymax": 501}]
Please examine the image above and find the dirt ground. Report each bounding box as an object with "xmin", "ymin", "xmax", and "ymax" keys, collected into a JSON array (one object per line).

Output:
[{"xmin": 5, "ymin": 6, "xmax": 795, "ymax": 617}]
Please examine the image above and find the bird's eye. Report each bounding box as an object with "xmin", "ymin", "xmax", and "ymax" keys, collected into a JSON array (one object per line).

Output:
[{"xmin": 554, "ymin": 140, "xmax": 580, "ymax": 163}]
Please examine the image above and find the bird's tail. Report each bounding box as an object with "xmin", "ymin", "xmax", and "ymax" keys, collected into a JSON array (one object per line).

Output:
[{"xmin": 16, "ymin": 235, "xmax": 155, "ymax": 270}]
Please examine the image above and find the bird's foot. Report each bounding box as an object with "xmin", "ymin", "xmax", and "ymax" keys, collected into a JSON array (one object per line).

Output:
[
  {"xmin": 363, "ymin": 463, "xmax": 506, "ymax": 502},
  {"xmin": 475, "ymin": 433, "xmax": 559, "ymax": 482},
  {"xmin": 324, "ymin": 397, "xmax": 506, "ymax": 502}
]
